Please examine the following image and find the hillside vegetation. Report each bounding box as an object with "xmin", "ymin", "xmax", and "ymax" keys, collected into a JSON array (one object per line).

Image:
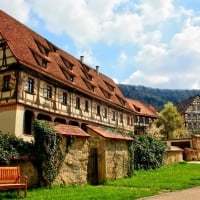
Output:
[{"xmin": 118, "ymin": 84, "xmax": 200, "ymax": 110}]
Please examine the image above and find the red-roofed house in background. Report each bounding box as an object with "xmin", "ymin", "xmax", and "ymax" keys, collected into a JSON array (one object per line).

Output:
[
  {"xmin": 126, "ymin": 98, "xmax": 158, "ymax": 135},
  {"xmin": 0, "ymin": 10, "xmax": 134, "ymax": 141}
]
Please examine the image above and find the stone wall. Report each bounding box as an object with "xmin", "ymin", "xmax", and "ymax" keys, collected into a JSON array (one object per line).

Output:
[
  {"xmin": 192, "ymin": 135, "xmax": 200, "ymax": 151},
  {"xmin": 87, "ymin": 128, "xmax": 130, "ymax": 184},
  {"xmin": 7, "ymin": 161, "xmax": 38, "ymax": 188},
  {"xmin": 104, "ymin": 140, "xmax": 130, "ymax": 180},
  {"xmin": 53, "ymin": 137, "xmax": 89, "ymax": 185},
  {"xmin": 163, "ymin": 150, "xmax": 183, "ymax": 165}
]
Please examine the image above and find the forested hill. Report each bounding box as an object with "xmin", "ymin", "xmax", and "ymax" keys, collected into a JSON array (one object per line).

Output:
[{"xmin": 118, "ymin": 84, "xmax": 200, "ymax": 110}]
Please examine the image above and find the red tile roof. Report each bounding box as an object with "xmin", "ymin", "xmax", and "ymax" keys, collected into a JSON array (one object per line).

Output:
[
  {"xmin": 0, "ymin": 10, "xmax": 132, "ymax": 111},
  {"xmin": 55, "ymin": 124, "xmax": 90, "ymax": 137},
  {"xmin": 87, "ymin": 125, "xmax": 133, "ymax": 141},
  {"xmin": 126, "ymin": 98, "xmax": 157, "ymax": 117}
]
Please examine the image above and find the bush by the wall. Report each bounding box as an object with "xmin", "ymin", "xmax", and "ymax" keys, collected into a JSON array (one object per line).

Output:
[
  {"xmin": 0, "ymin": 133, "xmax": 33, "ymax": 165},
  {"xmin": 133, "ymin": 135, "xmax": 166, "ymax": 170}
]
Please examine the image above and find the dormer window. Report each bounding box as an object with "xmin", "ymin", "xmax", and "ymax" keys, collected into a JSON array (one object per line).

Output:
[
  {"xmin": 61, "ymin": 56, "xmax": 73, "ymax": 70},
  {"xmin": 60, "ymin": 67, "xmax": 75, "ymax": 82},
  {"xmin": 46, "ymin": 40, "xmax": 57, "ymax": 52},
  {"xmin": 82, "ymin": 77, "xmax": 95, "ymax": 92},
  {"xmin": 100, "ymin": 87, "xmax": 111, "ymax": 99},
  {"xmin": 116, "ymin": 95, "xmax": 126, "ymax": 106},
  {"xmin": 31, "ymin": 49, "xmax": 48, "ymax": 68},
  {"xmin": 104, "ymin": 81, "xmax": 115, "ymax": 92},
  {"xmin": 35, "ymin": 40, "xmax": 49, "ymax": 56},
  {"xmin": 134, "ymin": 105, "xmax": 141, "ymax": 112}
]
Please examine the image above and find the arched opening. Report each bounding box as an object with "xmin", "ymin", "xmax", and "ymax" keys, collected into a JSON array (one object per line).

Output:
[
  {"xmin": 81, "ymin": 123, "xmax": 88, "ymax": 132},
  {"xmin": 24, "ymin": 110, "xmax": 34, "ymax": 135},
  {"xmin": 37, "ymin": 113, "xmax": 52, "ymax": 121},
  {"xmin": 54, "ymin": 117, "xmax": 66, "ymax": 124},
  {"xmin": 69, "ymin": 120, "xmax": 79, "ymax": 126}
]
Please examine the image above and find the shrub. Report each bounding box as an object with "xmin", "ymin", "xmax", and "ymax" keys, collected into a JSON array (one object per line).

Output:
[
  {"xmin": 0, "ymin": 133, "xmax": 33, "ymax": 165},
  {"xmin": 133, "ymin": 135, "xmax": 166, "ymax": 170}
]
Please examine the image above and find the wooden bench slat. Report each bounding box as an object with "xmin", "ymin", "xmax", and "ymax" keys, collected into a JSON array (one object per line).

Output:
[{"xmin": 0, "ymin": 166, "xmax": 28, "ymax": 198}]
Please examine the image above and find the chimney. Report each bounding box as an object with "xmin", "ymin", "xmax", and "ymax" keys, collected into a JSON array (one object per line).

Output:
[
  {"xmin": 96, "ymin": 66, "xmax": 99, "ymax": 74},
  {"xmin": 80, "ymin": 56, "xmax": 84, "ymax": 63}
]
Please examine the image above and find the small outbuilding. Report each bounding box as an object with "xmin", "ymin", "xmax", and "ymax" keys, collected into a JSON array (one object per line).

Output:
[
  {"xmin": 53, "ymin": 124, "xmax": 90, "ymax": 185},
  {"xmin": 86, "ymin": 125, "xmax": 133, "ymax": 184}
]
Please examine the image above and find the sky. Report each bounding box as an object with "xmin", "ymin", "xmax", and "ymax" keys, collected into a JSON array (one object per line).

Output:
[{"xmin": 1, "ymin": 0, "xmax": 200, "ymax": 89}]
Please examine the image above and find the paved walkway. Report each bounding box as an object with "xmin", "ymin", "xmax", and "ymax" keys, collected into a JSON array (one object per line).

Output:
[{"xmin": 139, "ymin": 186, "xmax": 200, "ymax": 200}]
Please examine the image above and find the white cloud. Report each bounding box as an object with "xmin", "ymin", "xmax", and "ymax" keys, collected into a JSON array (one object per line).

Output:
[
  {"xmin": 1, "ymin": 0, "xmax": 200, "ymax": 89},
  {"xmin": 118, "ymin": 51, "xmax": 128, "ymax": 65},
  {"xmin": 0, "ymin": 0, "xmax": 31, "ymax": 23},
  {"xmin": 77, "ymin": 48, "xmax": 98, "ymax": 67},
  {"xmin": 124, "ymin": 70, "xmax": 169, "ymax": 86},
  {"xmin": 29, "ymin": 0, "xmax": 144, "ymax": 46},
  {"xmin": 139, "ymin": 0, "xmax": 175, "ymax": 25}
]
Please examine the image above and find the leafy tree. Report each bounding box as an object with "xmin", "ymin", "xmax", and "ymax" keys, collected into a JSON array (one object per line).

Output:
[{"xmin": 155, "ymin": 102, "xmax": 184, "ymax": 139}]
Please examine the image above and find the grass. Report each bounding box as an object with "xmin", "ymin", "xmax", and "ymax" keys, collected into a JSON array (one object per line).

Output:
[{"xmin": 1, "ymin": 162, "xmax": 200, "ymax": 200}]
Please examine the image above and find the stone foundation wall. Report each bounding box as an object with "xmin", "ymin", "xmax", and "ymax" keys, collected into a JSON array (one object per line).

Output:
[
  {"xmin": 53, "ymin": 137, "xmax": 89, "ymax": 185},
  {"xmin": 192, "ymin": 135, "xmax": 200, "ymax": 151},
  {"xmin": 163, "ymin": 150, "xmax": 183, "ymax": 165},
  {"xmin": 104, "ymin": 140, "xmax": 129, "ymax": 179}
]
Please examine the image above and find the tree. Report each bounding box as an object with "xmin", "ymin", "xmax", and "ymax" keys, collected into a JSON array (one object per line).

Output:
[{"xmin": 155, "ymin": 102, "xmax": 184, "ymax": 139}]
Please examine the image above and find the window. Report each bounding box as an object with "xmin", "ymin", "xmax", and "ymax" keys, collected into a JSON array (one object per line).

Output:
[
  {"xmin": 75, "ymin": 97, "xmax": 80, "ymax": 109},
  {"xmin": 35, "ymin": 40, "xmax": 49, "ymax": 56},
  {"xmin": 61, "ymin": 56, "xmax": 73, "ymax": 70},
  {"xmin": 127, "ymin": 116, "xmax": 130, "ymax": 125},
  {"xmin": 104, "ymin": 107, "xmax": 107, "ymax": 118},
  {"xmin": 120, "ymin": 113, "xmax": 123, "ymax": 123},
  {"xmin": 46, "ymin": 85, "xmax": 52, "ymax": 99},
  {"xmin": 3, "ymin": 75, "xmax": 10, "ymax": 91},
  {"xmin": 97, "ymin": 105, "xmax": 101, "ymax": 116},
  {"xmin": 27, "ymin": 78, "xmax": 34, "ymax": 93},
  {"xmin": 62, "ymin": 92, "xmax": 67, "ymax": 104},
  {"xmin": 112, "ymin": 111, "xmax": 116, "ymax": 121},
  {"xmin": 31, "ymin": 50, "xmax": 48, "ymax": 68},
  {"xmin": 85, "ymin": 100, "xmax": 89, "ymax": 112}
]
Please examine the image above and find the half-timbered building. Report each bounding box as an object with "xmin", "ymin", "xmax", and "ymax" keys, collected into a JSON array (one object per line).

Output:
[
  {"xmin": 126, "ymin": 98, "xmax": 158, "ymax": 134},
  {"xmin": 177, "ymin": 95, "xmax": 200, "ymax": 134},
  {"xmin": 0, "ymin": 10, "xmax": 134, "ymax": 141}
]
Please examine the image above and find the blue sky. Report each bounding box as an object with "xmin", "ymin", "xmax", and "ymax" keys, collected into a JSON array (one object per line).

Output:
[{"xmin": 1, "ymin": 0, "xmax": 200, "ymax": 89}]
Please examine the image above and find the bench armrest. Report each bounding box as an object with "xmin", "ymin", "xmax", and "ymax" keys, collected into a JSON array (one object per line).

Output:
[{"xmin": 17, "ymin": 175, "xmax": 28, "ymax": 185}]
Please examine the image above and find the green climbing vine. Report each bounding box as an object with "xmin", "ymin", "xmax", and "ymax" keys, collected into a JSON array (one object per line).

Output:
[{"xmin": 33, "ymin": 120, "xmax": 65, "ymax": 187}]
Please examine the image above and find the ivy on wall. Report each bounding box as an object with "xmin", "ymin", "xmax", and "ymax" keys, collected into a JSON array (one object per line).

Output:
[{"xmin": 33, "ymin": 120, "xmax": 65, "ymax": 187}]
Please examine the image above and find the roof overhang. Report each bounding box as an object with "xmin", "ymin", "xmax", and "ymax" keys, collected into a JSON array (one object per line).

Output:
[
  {"xmin": 55, "ymin": 124, "xmax": 90, "ymax": 137},
  {"xmin": 87, "ymin": 125, "xmax": 134, "ymax": 141}
]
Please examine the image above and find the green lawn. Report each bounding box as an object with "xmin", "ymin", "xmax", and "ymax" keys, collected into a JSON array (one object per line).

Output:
[{"xmin": 1, "ymin": 163, "xmax": 200, "ymax": 200}]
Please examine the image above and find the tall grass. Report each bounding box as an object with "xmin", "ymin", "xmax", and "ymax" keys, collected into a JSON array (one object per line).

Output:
[{"xmin": 1, "ymin": 163, "xmax": 200, "ymax": 200}]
